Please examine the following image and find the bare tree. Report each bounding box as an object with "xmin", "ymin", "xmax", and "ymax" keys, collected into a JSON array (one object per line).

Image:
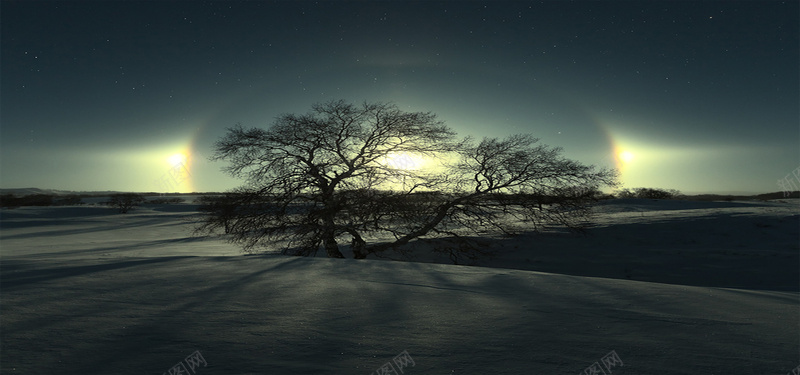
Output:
[
  {"xmin": 107, "ymin": 193, "xmax": 146, "ymax": 213},
  {"xmin": 197, "ymin": 100, "xmax": 617, "ymax": 261}
]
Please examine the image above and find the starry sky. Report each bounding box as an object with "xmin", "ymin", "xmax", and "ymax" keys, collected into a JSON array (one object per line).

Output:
[{"xmin": 2, "ymin": 1, "xmax": 798, "ymax": 194}]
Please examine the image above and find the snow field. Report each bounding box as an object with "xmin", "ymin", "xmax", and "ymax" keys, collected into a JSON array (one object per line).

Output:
[{"xmin": 1, "ymin": 199, "xmax": 798, "ymax": 374}]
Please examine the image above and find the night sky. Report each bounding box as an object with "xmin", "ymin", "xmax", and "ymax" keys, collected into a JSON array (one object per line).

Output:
[{"xmin": 2, "ymin": 1, "xmax": 798, "ymax": 194}]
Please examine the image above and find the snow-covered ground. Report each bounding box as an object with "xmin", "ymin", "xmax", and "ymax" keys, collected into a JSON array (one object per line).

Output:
[{"xmin": 1, "ymin": 199, "xmax": 798, "ymax": 374}]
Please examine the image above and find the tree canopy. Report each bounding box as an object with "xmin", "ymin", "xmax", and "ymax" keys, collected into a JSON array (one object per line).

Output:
[{"xmin": 198, "ymin": 100, "xmax": 618, "ymax": 262}]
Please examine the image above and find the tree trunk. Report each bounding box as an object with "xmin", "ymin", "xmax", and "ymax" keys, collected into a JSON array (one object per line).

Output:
[
  {"xmin": 366, "ymin": 192, "xmax": 484, "ymax": 255},
  {"xmin": 351, "ymin": 236, "xmax": 367, "ymax": 259},
  {"xmin": 367, "ymin": 199, "xmax": 458, "ymax": 254},
  {"xmin": 319, "ymin": 191, "xmax": 345, "ymax": 258},
  {"xmin": 322, "ymin": 229, "xmax": 345, "ymax": 258}
]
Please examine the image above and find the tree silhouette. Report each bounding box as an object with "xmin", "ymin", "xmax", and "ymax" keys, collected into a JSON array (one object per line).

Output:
[
  {"xmin": 107, "ymin": 193, "xmax": 145, "ymax": 213},
  {"xmin": 197, "ymin": 100, "xmax": 617, "ymax": 261}
]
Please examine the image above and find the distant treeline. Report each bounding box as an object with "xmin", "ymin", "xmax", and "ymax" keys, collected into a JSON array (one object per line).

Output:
[
  {"xmin": 683, "ymin": 191, "xmax": 800, "ymax": 201},
  {"xmin": 2, "ymin": 189, "xmax": 797, "ymax": 209},
  {"xmin": 0, "ymin": 194, "xmax": 83, "ymax": 208},
  {"xmin": 0, "ymin": 192, "xmax": 188, "ymax": 208},
  {"xmin": 616, "ymin": 188, "xmax": 800, "ymax": 201}
]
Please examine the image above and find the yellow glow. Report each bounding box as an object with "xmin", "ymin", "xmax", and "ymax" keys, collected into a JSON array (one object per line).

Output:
[
  {"xmin": 618, "ymin": 150, "xmax": 635, "ymax": 163},
  {"xmin": 90, "ymin": 141, "xmax": 196, "ymax": 193},
  {"xmin": 167, "ymin": 153, "xmax": 188, "ymax": 167},
  {"xmin": 385, "ymin": 152, "xmax": 425, "ymax": 170}
]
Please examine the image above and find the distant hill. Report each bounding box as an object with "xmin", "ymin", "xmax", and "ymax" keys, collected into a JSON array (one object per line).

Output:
[
  {"xmin": 0, "ymin": 188, "xmax": 124, "ymax": 196},
  {"xmin": 0, "ymin": 188, "xmax": 209, "ymax": 197}
]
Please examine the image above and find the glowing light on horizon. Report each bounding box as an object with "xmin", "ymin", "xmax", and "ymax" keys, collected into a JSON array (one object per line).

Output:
[
  {"xmin": 167, "ymin": 152, "xmax": 188, "ymax": 167},
  {"xmin": 618, "ymin": 150, "xmax": 635, "ymax": 163},
  {"xmin": 156, "ymin": 148, "xmax": 194, "ymax": 193}
]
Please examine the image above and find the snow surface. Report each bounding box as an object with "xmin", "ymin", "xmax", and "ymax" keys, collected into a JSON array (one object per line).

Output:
[{"xmin": 1, "ymin": 199, "xmax": 798, "ymax": 374}]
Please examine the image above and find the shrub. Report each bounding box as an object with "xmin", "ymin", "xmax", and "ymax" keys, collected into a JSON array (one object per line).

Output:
[
  {"xmin": 616, "ymin": 187, "xmax": 681, "ymax": 200},
  {"xmin": 107, "ymin": 193, "xmax": 146, "ymax": 213}
]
